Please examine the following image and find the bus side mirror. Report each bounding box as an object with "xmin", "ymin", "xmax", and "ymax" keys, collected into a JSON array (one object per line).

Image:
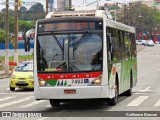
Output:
[{"xmin": 23, "ymin": 32, "xmax": 30, "ymax": 52}]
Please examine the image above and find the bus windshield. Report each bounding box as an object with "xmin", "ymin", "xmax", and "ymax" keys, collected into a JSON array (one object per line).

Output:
[{"xmin": 37, "ymin": 32, "xmax": 103, "ymax": 72}]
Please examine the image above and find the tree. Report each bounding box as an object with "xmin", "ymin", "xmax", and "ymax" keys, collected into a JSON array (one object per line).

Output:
[
  {"xmin": 0, "ymin": 12, "xmax": 4, "ymax": 29},
  {"xmin": 116, "ymin": 3, "xmax": 160, "ymax": 34},
  {"xmin": 0, "ymin": 29, "xmax": 5, "ymax": 43},
  {"xmin": 18, "ymin": 20, "xmax": 33, "ymax": 32},
  {"xmin": 29, "ymin": 3, "xmax": 44, "ymax": 13}
]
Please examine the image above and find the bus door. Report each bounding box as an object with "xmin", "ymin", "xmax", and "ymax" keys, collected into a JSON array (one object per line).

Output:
[{"xmin": 106, "ymin": 32, "xmax": 113, "ymax": 83}]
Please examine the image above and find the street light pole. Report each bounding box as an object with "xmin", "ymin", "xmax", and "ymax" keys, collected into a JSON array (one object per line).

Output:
[
  {"xmin": 14, "ymin": 0, "xmax": 19, "ymax": 64},
  {"xmin": 46, "ymin": 0, "xmax": 48, "ymax": 15},
  {"xmin": 138, "ymin": 15, "xmax": 143, "ymax": 40},
  {"xmin": 5, "ymin": 0, "xmax": 9, "ymax": 74}
]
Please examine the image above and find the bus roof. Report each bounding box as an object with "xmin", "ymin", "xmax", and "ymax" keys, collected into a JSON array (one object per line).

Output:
[{"xmin": 42, "ymin": 9, "xmax": 135, "ymax": 33}]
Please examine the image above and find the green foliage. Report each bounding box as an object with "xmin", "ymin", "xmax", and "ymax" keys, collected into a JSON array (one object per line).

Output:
[
  {"xmin": 117, "ymin": 3, "xmax": 160, "ymax": 33},
  {"xmin": 29, "ymin": 3, "xmax": 44, "ymax": 13},
  {"xmin": 0, "ymin": 29, "xmax": 5, "ymax": 43},
  {"xmin": 0, "ymin": 3, "xmax": 45, "ymax": 34},
  {"xmin": 18, "ymin": 20, "xmax": 33, "ymax": 32},
  {"xmin": 18, "ymin": 3, "xmax": 45, "ymax": 21},
  {"xmin": 0, "ymin": 55, "xmax": 33, "ymax": 63}
]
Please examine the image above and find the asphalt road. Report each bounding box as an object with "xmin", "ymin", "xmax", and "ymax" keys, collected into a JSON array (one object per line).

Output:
[{"xmin": 0, "ymin": 44, "xmax": 160, "ymax": 119}]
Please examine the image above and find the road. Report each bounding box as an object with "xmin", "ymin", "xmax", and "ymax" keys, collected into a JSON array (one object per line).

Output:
[{"xmin": 0, "ymin": 45, "xmax": 160, "ymax": 119}]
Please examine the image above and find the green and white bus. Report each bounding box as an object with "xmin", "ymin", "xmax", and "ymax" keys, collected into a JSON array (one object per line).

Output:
[{"xmin": 33, "ymin": 8, "xmax": 137, "ymax": 107}]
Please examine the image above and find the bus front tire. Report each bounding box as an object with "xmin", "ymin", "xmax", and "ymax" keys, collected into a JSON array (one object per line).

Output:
[
  {"xmin": 50, "ymin": 99, "xmax": 60, "ymax": 107},
  {"xmin": 124, "ymin": 72, "xmax": 133, "ymax": 96},
  {"xmin": 108, "ymin": 82, "xmax": 118, "ymax": 106}
]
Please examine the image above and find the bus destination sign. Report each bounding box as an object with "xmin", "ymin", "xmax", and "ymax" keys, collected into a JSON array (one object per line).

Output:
[{"xmin": 38, "ymin": 21, "xmax": 102, "ymax": 32}]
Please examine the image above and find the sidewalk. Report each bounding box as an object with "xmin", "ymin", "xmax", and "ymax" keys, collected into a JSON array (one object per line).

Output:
[
  {"xmin": 137, "ymin": 45, "xmax": 145, "ymax": 52},
  {"xmin": 0, "ymin": 70, "xmax": 11, "ymax": 79}
]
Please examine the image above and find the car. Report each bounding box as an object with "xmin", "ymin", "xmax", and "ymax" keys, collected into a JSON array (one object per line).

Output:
[
  {"xmin": 146, "ymin": 40, "xmax": 154, "ymax": 46},
  {"xmin": 9, "ymin": 61, "xmax": 34, "ymax": 91},
  {"xmin": 136, "ymin": 40, "xmax": 147, "ymax": 46}
]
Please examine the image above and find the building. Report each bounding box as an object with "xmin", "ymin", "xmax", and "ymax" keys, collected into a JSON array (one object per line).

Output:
[
  {"xmin": 48, "ymin": 0, "xmax": 54, "ymax": 12},
  {"xmin": 57, "ymin": 0, "xmax": 72, "ymax": 11}
]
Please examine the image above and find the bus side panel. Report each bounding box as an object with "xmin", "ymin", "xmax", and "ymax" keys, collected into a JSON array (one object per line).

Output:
[{"xmin": 34, "ymin": 21, "xmax": 43, "ymax": 100}]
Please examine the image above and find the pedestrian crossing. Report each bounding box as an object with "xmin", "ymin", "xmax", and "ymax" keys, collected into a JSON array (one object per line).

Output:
[
  {"xmin": 127, "ymin": 96, "xmax": 149, "ymax": 106},
  {"xmin": 1, "ymin": 95, "xmax": 160, "ymax": 110}
]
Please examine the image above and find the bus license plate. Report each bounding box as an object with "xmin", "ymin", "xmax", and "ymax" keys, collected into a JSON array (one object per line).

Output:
[{"xmin": 64, "ymin": 90, "xmax": 76, "ymax": 94}]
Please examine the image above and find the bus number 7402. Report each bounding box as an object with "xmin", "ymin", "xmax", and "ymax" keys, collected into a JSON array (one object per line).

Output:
[{"xmin": 72, "ymin": 79, "xmax": 89, "ymax": 84}]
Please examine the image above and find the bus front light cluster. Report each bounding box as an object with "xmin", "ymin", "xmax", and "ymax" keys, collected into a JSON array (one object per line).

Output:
[
  {"xmin": 88, "ymin": 75, "xmax": 102, "ymax": 86},
  {"xmin": 38, "ymin": 76, "xmax": 47, "ymax": 87}
]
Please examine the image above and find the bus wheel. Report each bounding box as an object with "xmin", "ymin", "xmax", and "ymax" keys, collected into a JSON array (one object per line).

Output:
[
  {"xmin": 50, "ymin": 99, "xmax": 60, "ymax": 107},
  {"xmin": 108, "ymin": 81, "xmax": 118, "ymax": 106},
  {"xmin": 124, "ymin": 72, "xmax": 133, "ymax": 96}
]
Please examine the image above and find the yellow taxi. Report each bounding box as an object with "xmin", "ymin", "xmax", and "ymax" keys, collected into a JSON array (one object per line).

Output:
[{"xmin": 10, "ymin": 61, "xmax": 34, "ymax": 91}]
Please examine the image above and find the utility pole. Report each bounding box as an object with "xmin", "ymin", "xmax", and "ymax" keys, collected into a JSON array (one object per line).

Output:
[
  {"xmin": 5, "ymin": 0, "xmax": 9, "ymax": 74},
  {"xmin": 124, "ymin": 4, "xmax": 127, "ymax": 24},
  {"xmin": 46, "ymin": 0, "xmax": 48, "ymax": 15},
  {"xmin": 14, "ymin": 0, "xmax": 18, "ymax": 64}
]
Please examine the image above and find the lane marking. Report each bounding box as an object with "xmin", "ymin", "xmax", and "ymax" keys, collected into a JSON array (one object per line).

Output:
[
  {"xmin": 127, "ymin": 96, "xmax": 149, "ymax": 106},
  {"xmin": 54, "ymin": 110, "xmax": 67, "ymax": 115},
  {"xmin": 45, "ymin": 105, "xmax": 51, "ymax": 108},
  {"xmin": 154, "ymin": 99, "xmax": 160, "ymax": 107},
  {"xmin": 0, "ymin": 96, "xmax": 34, "ymax": 108},
  {"xmin": 138, "ymin": 72, "xmax": 148, "ymax": 78},
  {"xmin": 139, "ymin": 87, "xmax": 152, "ymax": 92},
  {"xmin": 0, "ymin": 96, "xmax": 16, "ymax": 102},
  {"xmin": 38, "ymin": 117, "xmax": 48, "ymax": 120},
  {"xmin": 0, "ymin": 85, "xmax": 8, "ymax": 88},
  {"xmin": 0, "ymin": 92, "xmax": 34, "ymax": 95},
  {"xmin": 19, "ymin": 100, "xmax": 46, "ymax": 108}
]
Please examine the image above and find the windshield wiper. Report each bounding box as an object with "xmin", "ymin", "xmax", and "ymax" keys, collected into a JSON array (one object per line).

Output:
[
  {"xmin": 73, "ymin": 31, "xmax": 88, "ymax": 51},
  {"xmin": 51, "ymin": 32, "xmax": 64, "ymax": 52}
]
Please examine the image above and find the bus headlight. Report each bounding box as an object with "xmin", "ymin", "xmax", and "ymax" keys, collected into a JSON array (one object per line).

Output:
[
  {"xmin": 40, "ymin": 80, "xmax": 46, "ymax": 86},
  {"xmin": 38, "ymin": 76, "xmax": 50, "ymax": 87},
  {"xmin": 88, "ymin": 75, "xmax": 102, "ymax": 86}
]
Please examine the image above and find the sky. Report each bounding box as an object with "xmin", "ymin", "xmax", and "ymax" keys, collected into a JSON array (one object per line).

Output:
[{"xmin": 0, "ymin": 0, "xmax": 131, "ymax": 11}]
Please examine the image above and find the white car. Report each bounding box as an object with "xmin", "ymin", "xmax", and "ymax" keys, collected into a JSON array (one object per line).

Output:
[
  {"xmin": 136, "ymin": 40, "xmax": 147, "ymax": 46},
  {"xmin": 147, "ymin": 40, "xmax": 154, "ymax": 46}
]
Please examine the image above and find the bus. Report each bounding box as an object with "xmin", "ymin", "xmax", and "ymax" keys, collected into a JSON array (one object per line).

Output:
[{"xmin": 32, "ymin": 7, "xmax": 137, "ymax": 107}]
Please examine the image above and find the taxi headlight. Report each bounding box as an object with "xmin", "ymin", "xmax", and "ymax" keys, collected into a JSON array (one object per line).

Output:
[
  {"xmin": 88, "ymin": 75, "xmax": 102, "ymax": 86},
  {"xmin": 11, "ymin": 74, "xmax": 16, "ymax": 79},
  {"xmin": 29, "ymin": 75, "xmax": 33, "ymax": 79}
]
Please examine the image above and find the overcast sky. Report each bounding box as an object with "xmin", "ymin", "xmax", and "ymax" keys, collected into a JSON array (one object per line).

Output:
[{"xmin": 0, "ymin": 0, "xmax": 131, "ymax": 11}]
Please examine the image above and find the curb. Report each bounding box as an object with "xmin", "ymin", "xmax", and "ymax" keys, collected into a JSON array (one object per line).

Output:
[
  {"xmin": 0, "ymin": 72, "xmax": 11, "ymax": 79},
  {"xmin": 137, "ymin": 46, "xmax": 145, "ymax": 52},
  {"xmin": 0, "ymin": 74, "xmax": 10, "ymax": 79}
]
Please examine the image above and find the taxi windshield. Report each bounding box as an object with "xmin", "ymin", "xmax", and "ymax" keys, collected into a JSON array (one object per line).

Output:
[{"xmin": 15, "ymin": 62, "xmax": 33, "ymax": 72}]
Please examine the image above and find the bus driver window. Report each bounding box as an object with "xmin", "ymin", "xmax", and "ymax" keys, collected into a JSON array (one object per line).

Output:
[{"xmin": 107, "ymin": 33, "xmax": 113, "ymax": 62}]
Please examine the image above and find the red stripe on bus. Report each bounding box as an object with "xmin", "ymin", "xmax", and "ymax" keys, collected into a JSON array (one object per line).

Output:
[{"xmin": 38, "ymin": 72, "xmax": 102, "ymax": 80}]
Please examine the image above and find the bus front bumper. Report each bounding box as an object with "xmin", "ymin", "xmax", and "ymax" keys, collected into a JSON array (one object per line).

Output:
[{"xmin": 35, "ymin": 86, "xmax": 110, "ymax": 100}]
